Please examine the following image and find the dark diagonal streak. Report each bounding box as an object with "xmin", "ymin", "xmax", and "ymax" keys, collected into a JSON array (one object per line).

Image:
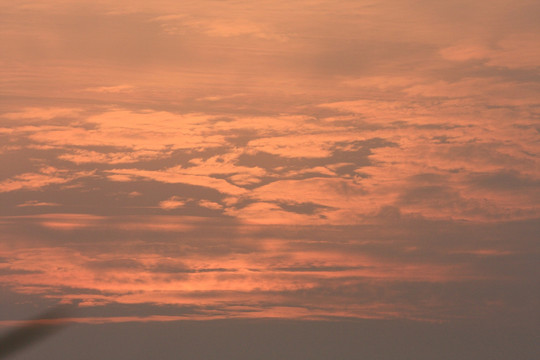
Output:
[{"xmin": 0, "ymin": 306, "xmax": 73, "ymax": 359}]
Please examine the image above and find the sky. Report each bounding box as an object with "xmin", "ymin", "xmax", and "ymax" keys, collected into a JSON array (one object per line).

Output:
[{"xmin": 0, "ymin": 0, "xmax": 539, "ymax": 358}]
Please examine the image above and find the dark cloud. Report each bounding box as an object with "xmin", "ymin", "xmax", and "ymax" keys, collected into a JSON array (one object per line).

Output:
[
  {"xmin": 0, "ymin": 267, "xmax": 43, "ymax": 275},
  {"xmin": 0, "ymin": 147, "xmax": 66, "ymax": 181},
  {"xmin": 276, "ymin": 201, "xmax": 333, "ymax": 215},
  {"xmin": 443, "ymin": 143, "xmax": 533, "ymax": 167},
  {"xmin": 0, "ymin": 175, "xmax": 229, "ymax": 217},
  {"xmin": 408, "ymin": 172, "xmax": 448, "ymax": 184},
  {"xmin": 468, "ymin": 170, "xmax": 540, "ymax": 191},
  {"xmin": 272, "ymin": 265, "xmax": 366, "ymax": 272},
  {"xmin": 398, "ymin": 185, "xmax": 464, "ymax": 208},
  {"xmin": 84, "ymin": 259, "xmax": 144, "ymax": 271},
  {"xmin": 236, "ymin": 138, "xmax": 396, "ymax": 177},
  {"xmin": 150, "ymin": 261, "xmax": 236, "ymax": 274}
]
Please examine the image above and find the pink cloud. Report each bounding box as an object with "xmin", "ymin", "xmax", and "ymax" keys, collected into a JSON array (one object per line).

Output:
[
  {"xmin": 58, "ymin": 149, "xmax": 168, "ymax": 164},
  {"xmin": 439, "ymin": 43, "xmax": 491, "ymax": 62},
  {"xmin": 198, "ymin": 199, "xmax": 223, "ymax": 210},
  {"xmin": 441, "ymin": 34, "xmax": 540, "ymax": 69},
  {"xmin": 107, "ymin": 167, "xmax": 248, "ymax": 195},
  {"xmin": 159, "ymin": 196, "xmax": 185, "ymax": 210},
  {"xmin": 21, "ymin": 109, "xmax": 225, "ymax": 151},
  {"xmin": 83, "ymin": 84, "xmax": 134, "ymax": 93},
  {"xmin": 1, "ymin": 107, "xmax": 83, "ymax": 121},
  {"xmin": 17, "ymin": 200, "xmax": 60, "ymax": 207},
  {"xmin": 0, "ymin": 167, "xmax": 93, "ymax": 193}
]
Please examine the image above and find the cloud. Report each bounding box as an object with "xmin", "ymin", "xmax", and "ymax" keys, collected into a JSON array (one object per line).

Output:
[
  {"xmin": 58, "ymin": 149, "xmax": 169, "ymax": 164},
  {"xmin": 439, "ymin": 43, "xmax": 491, "ymax": 62},
  {"xmin": 225, "ymin": 202, "xmax": 325, "ymax": 225},
  {"xmin": 440, "ymin": 33, "xmax": 540, "ymax": 69},
  {"xmin": 149, "ymin": 12, "xmax": 287, "ymax": 41},
  {"xmin": 1, "ymin": 108, "xmax": 83, "ymax": 122},
  {"xmin": 106, "ymin": 168, "xmax": 248, "ymax": 196},
  {"xmin": 183, "ymin": 18, "xmax": 287, "ymax": 41},
  {"xmin": 158, "ymin": 196, "xmax": 185, "ymax": 210},
  {"xmin": 35, "ymin": 214, "xmax": 106, "ymax": 230},
  {"xmin": 0, "ymin": 167, "xmax": 93, "ymax": 193},
  {"xmin": 85, "ymin": 258, "xmax": 144, "ymax": 271},
  {"xmin": 1, "ymin": 213, "xmax": 537, "ymax": 322},
  {"xmin": 1, "ymin": 0, "xmax": 539, "ymax": 330},
  {"xmin": 467, "ymin": 170, "xmax": 540, "ymax": 191},
  {"xmin": 0, "ymin": 267, "xmax": 43, "ymax": 275},
  {"xmin": 25, "ymin": 110, "xmax": 225, "ymax": 151},
  {"xmin": 198, "ymin": 200, "xmax": 223, "ymax": 210},
  {"xmin": 276, "ymin": 201, "xmax": 333, "ymax": 215},
  {"xmin": 16, "ymin": 200, "xmax": 60, "ymax": 207},
  {"xmin": 83, "ymin": 85, "xmax": 134, "ymax": 93}
]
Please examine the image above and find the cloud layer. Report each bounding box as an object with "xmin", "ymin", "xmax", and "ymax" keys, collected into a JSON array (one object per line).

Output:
[{"xmin": 0, "ymin": 0, "xmax": 539, "ymax": 326}]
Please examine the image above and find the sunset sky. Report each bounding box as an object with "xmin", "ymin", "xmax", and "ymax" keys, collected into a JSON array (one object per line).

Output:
[{"xmin": 1, "ymin": 0, "xmax": 539, "ymax": 358}]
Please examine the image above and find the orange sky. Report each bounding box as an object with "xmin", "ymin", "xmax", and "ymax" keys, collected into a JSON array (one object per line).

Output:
[{"xmin": 1, "ymin": 0, "xmax": 539, "ymax": 332}]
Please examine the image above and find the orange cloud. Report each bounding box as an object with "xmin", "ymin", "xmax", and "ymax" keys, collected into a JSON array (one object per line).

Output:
[
  {"xmin": 107, "ymin": 167, "xmax": 248, "ymax": 195},
  {"xmin": 0, "ymin": 167, "xmax": 93, "ymax": 193},
  {"xmin": 1, "ymin": 0, "xmax": 538, "ymax": 327},
  {"xmin": 83, "ymin": 84, "xmax": 134, "ymax": 93},
  {"xmin": 159, "ymin": 196, "xmax": 185, "ymax": 210},
  {"xmin": 441, "ymin": 33, "xmax": 540, "ymax": 69},
  {"xmin": 16, "ymin": 200, "xmax": 60, "ymax": 207}
]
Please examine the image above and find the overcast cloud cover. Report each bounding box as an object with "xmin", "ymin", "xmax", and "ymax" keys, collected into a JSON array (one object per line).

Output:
[{"xmin": 0, "ymin": 0, "xmax": 539, "ymax": 358}]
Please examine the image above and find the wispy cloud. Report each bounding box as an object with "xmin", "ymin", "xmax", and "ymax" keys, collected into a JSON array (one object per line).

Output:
[
  {"xmin": 83, "ymin": 85, "xmax": 134, "ymax": 93},
  {"xmin": 0, "ymin": 167, "xmax": 94, "ymax": 193}
]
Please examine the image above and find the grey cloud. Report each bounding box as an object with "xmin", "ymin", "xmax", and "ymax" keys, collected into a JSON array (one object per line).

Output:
[
  {"xmin": 272, "ymin": 265, "xmax": 366, "ymax": 272},
  {"xmin": 63, "ymin": 146, "xmax": 230, "ymax": 170},
  {"xmin": 236, "ymin": 138, "xmax": 396, "ymax": 177},
  {"xmin": 0, "ymin": 267, "xmax": 43, "ymax": 275},
  {"xmin": 150, "ymin": 262, "xmax": 236, "ymax": 274},
  {"xmin": 394, "ymin": 122, "xmax": 468, "ymax": 130},
  {"xmin": 513, "ymin": 123, "xmax": 540, "ymax": 133},
  {"xmin": 448, "ymin": 66, "xmax": 540, "ymax": 84},
  {"xmin": 0, "ymin": 215, "xmax": 258, "ymax": 257},
  {"xmin": 408, "ymin": 173, "xmax": 448, "ymax": 184},
  {"xmin": 65, "ymin": 302, "xmax": 207, "ymax": 319},
  {"xmin": 276, "ymin": 201, "xmax": 334, "ymax": 215},
  {"xmin": 47, "ymin": 286, "xmax": 119, "ymax": 297},
  {"xmin": 466, "ymin": 252, "xmax": 540, "ymax": 280},
  {"xmin": 397, "ymin": 187, "xmax": 526, "ymax": 219},
  {"xmin": 0, "ymin": 212, "xmax": 538, "ymax": 325},
  {"xmin": 277, "ymin": 216, "xmax": 540, "ymax": 268},
  {"xmin": 468, "ymin": 170, "xmax": 540, "ymax": 191},
  {"xmin": 4, "ymin": 8, "xmax": 180, "ymax": 66},
  {"xmin": 398, "ymin": 185, "xmax": 465, "ymax": 208},
  {"xmin": 443, "ymin": 142, "xmax": 533, "ymax": 167},
  {"xmin": 305, "ymin": 36, "xmax": 437, "ymax": 77},
  {"xmin": 85, "ymin": 259, "xmax": 144, "ymax": 271},
  {"xmin": 0, "ymin": 175, "xmax": 229, "ymax": 217},
  {"xmin": 375, "ymin": 205, "xmax": 402, "ymax": 220},
  {"xmin": 236, "ymin": 151, "xmax": 320, "ymax": 170},
  {"xmin": 140, "ymin": 262, "xmax": 189, "ymax": 274},
  {"xmin": 0, "ymin": 147, "xmax": 67, "ymax": 181},
  {"xmin": 250, "ymin": 275, "xmax": 539, "ymax": 323},
  {"xmin": 431, "ymin": 135, "xmax": 452, "ymax": 144}
]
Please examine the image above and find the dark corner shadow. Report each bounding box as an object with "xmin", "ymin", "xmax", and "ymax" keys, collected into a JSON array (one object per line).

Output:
[{"xmin": 0, "ymin": 305, "xmax": 75, "ymax": 359}]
